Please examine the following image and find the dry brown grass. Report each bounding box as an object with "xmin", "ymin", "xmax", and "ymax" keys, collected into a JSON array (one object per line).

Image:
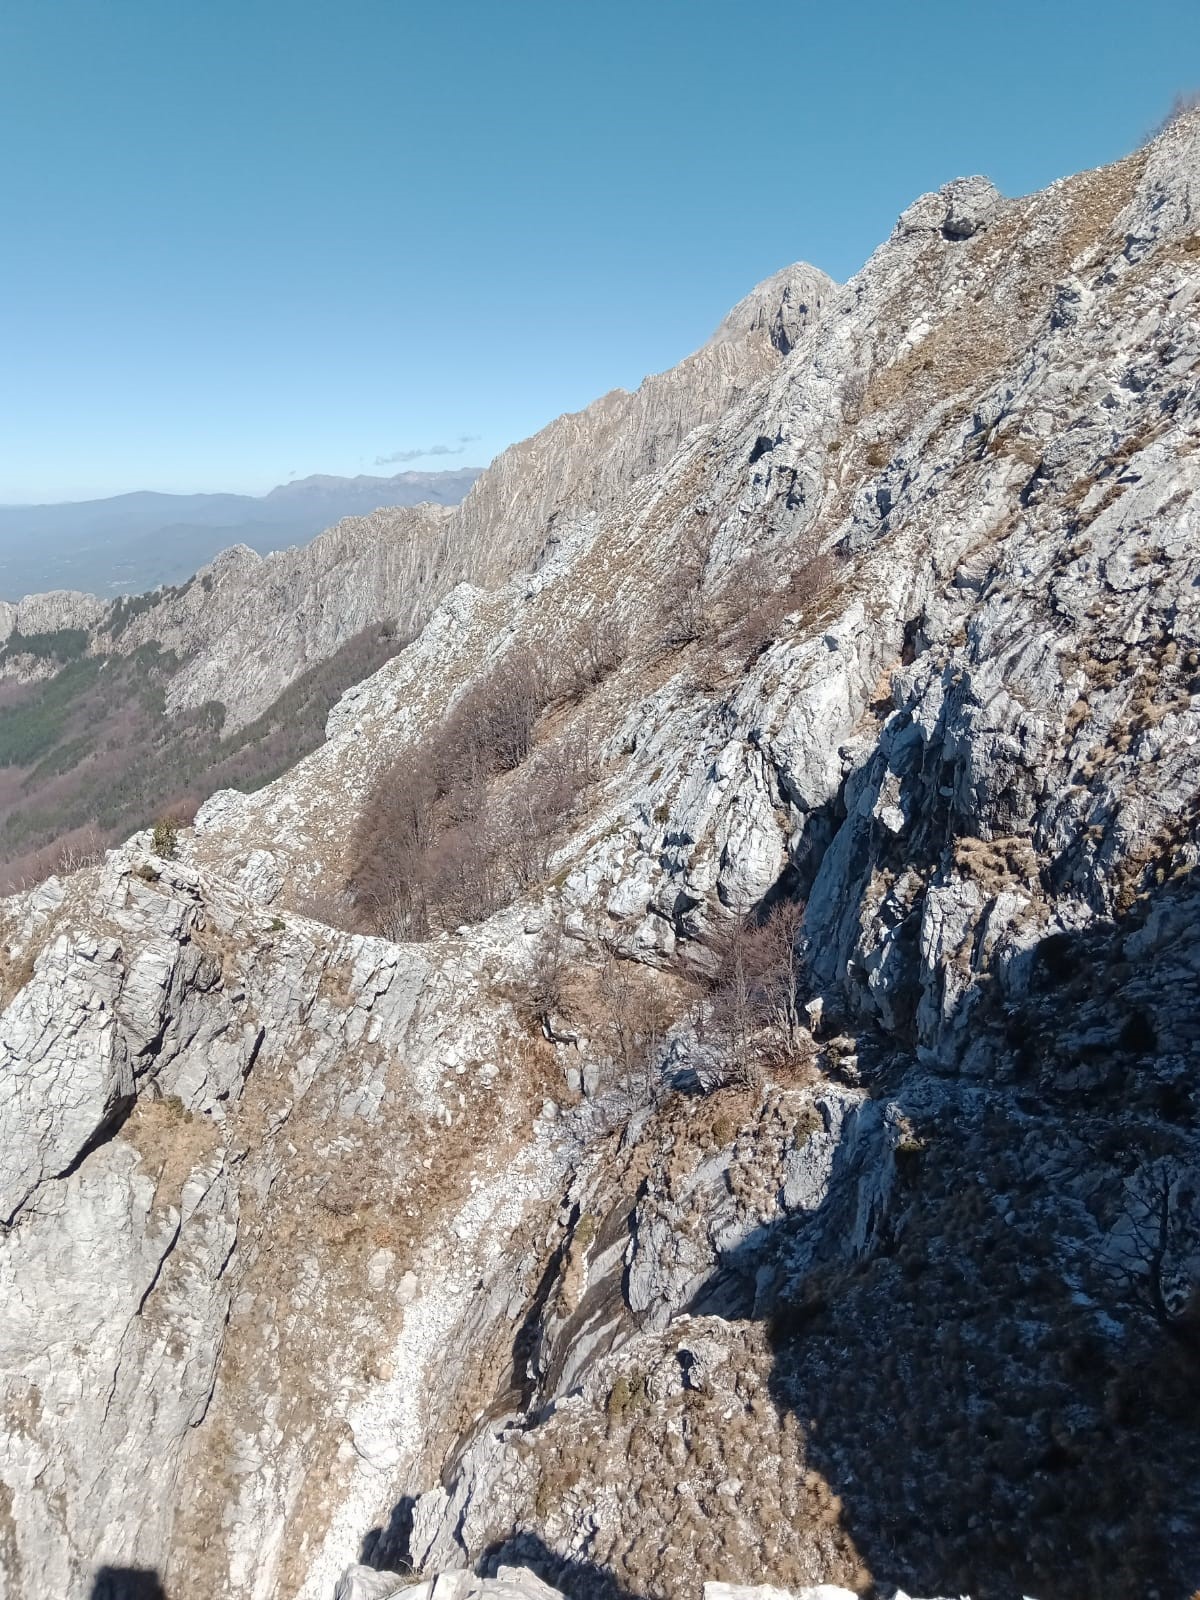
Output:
[
  {"xmin": 0, "ymin": 942, "xmax": 36, "ymax": 1009},
  {"xmin": 510, "ymin": 1320, "xmax": 870, "ymax": 1598},
  {"xmin": 952, "ymin": 834, "xmax": 1039, "ymax": 894},
  {"xmin": 121, "ymin": 1095, "xmax": 221, "ymax": 1212}
]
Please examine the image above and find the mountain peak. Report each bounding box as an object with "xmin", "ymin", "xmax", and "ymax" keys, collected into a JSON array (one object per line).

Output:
[{"xmin": 709, "ymin": 260, "xmax": 836, "ymax": 355}]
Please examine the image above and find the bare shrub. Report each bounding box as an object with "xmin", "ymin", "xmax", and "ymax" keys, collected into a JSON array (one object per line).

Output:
[
  {"xmin": 438, "ymin": 645, "xmax": 550, "ymax": 784},
  {"xmin": 434, "ymin": 774, "xmax": 524, "ymax": 928},
  {"xmin": 1110, "ymin": 1158, "xmax": 1200, "ymax": 1335},
  {"xmin": 350, "ymin": 759, "xmax": 438, "ymax": 938},
  {"xmin": 659, "ymin": 523, "xmax": 713, "ymax": 648},
  {"xmin": 598, "ymin": 952, "xmax": 676, "ymax": 1103},
  {"xmin": 51, "ymin": 824, "xmax": 103, "ymax": 876},
  {"xmin": 349, "ymin": 648, "xmax": 596, "ymax": 938},
  {"xmin": 524, "ymin": 915, "xmax": 572, "ymax": 1032},
  {"xmin": 572, "ymin": 610, "xmax": 629, "ymax": 693},
  {"xmin": 727, "ymin": 546, "xmax": 845, "ymax": 657},
  {"xmin": 295, "ymin": 889, "xmax": 362, "ymax": 934},
  {"xmin": 501, "ymin": 740, "xmax": 589, "ymax": 890},
  {"xmin": 701, "ymin": 899, "xmax": 808, "ymax": 1072},
  {"xmin": 840, "ymin": 368, "xmax": 868, "ymax": 418}
]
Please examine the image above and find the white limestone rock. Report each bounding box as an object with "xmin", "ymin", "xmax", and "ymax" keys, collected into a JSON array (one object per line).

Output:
[{"xmin": 4, "ymin": 109, "xmax": 1200, "ymax": 1600}]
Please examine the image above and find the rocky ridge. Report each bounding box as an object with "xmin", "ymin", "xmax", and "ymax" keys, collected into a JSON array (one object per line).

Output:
[
  {"xmin": 0, "ymin": 282, "xmax": 819, "ymax": 885},
  {"xmin": 331, "ymin": 1568, "xmax": 935, "ymax": 1600},
  {"xmin": 2, "ymin": 116, "xmax": 1200, "ymax": 1600}
]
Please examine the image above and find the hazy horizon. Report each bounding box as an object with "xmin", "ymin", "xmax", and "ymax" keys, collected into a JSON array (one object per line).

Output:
[{"xmin": 0, "ymin": 464, "xmax": 488, "ymax": 511}]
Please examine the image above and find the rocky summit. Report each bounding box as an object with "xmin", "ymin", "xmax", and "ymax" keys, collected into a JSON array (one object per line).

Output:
[{"xmin": 2, "ymin": 110, "xmax": 1200, "ymax": 1600}]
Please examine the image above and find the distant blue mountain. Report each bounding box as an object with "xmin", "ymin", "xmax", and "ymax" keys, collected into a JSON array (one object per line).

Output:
[{"xmin": 0, "ymin": 469, "xmax": 482, "ymax": 600}]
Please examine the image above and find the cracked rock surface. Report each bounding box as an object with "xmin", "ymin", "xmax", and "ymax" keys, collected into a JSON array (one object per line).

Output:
[{"xmin": 3, "ymin": 115, "xmax": 1200, "ymax": 1600}]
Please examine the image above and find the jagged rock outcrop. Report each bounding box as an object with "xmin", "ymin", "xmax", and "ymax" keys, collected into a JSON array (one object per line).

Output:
[
  {"xmin": 334, "ymin": 1569, "xmax": 567, "ymax": 1600},
  {"xmin": 110, "ymin": 505, "xmax": 459, "ymax": 731},
  {"xmin": 448, "ymin": 263, "xmax": 833, "ymax": 590},
  {"xmin": 3, "ymin": 113, "xmax": 1200, "ymax": 1600},
  {"xmin": 331, "ymin": 1568, "xmax": 890, "ymax": 1600},
  {"xmin": 0, "ymin": 469, "xmax": 483, "ymax": 603},
  {"xmin": 0, "ymin": 268, "xmax": 825, "ymax": 744},
  {"xmin": 0, "ymin": 588, "xmax": 106, "ymax": 643}
]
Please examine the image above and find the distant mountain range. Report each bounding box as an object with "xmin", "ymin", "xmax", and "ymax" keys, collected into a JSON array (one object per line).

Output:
[{"xmin": 0, "ymin": 468, "xmax": 482, "ymax": 600}]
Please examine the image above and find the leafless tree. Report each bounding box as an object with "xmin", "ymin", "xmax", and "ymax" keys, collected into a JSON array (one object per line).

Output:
[
  {"xmin": 1118, "ymin": 1160, "xmax": 1197, "ymax": 1335},
  {"xmin": 702, "ymin": 898, "xmax": 809, "ymax": 1073},
  {"xmin": 659, "ymin": 523, "xmax": 713, "ymax": 647},
  {"xmin": 349, "ymin": 641, "xmax": 605, "ymax": 937},
  {"xmin": 527, "ymin": 915, "xmax": 571, "ymax": 1033},
  {"xmin": 598, "ymin": 952, "xmax": 674, "ymax": 1104},
  {"xmin": 727, "ymin": 546, "xmax": 844, "ymax": 656},
  {"xmin": 573, "ymin": 610, "xmax": 629, "ymax": 692}
]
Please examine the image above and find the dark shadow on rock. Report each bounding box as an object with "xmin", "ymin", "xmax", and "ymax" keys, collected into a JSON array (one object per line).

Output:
[
  {"xmin": 359, "ymin": 1493, "xmax": 418, "ymax": 1573},
  {"xmin": 478, "ymin": 1531, "xmax": 645, "ymax": 1600},
  {"xmin": 687, "ymin": 867, "xmax": 1200, "ymax": 1600},
  {"xmin": 90, "ymin": 1571, "xmax": 168, "ymax": 1600}
]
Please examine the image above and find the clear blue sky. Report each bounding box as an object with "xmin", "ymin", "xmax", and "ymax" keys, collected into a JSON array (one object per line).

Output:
[{"xmin": 1, "ymin": 0, "xmax": 1196, "ymax": 503}]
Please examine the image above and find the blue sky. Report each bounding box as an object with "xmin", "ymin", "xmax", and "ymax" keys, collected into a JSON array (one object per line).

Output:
[{"xmin": 1, "ymin": 0, "xmax": 1197, "ymax": 503}]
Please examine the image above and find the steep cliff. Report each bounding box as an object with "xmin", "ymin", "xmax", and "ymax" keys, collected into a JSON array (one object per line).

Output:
[
  {"xmin": 120, "ymin": 260, "xmax": 830, "ymax": 733},
  {"xmin": 2, "ymin": 114, "xmax": 1199, "ymax": 1600}
]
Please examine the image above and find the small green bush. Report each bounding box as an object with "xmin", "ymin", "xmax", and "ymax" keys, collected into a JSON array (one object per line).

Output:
[{"xmin": 152, "ymin": 818, "xmax": 179, "ymax": 859}]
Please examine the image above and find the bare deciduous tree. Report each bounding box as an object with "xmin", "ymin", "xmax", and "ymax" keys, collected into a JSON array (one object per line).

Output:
[
  {"xmin": 727, "ymin": 546, "xmax": 844, "ymax": 657},
  {"xmin": 659, "ymin": 523, "xmax": 713, "ymax": 647},
  {"xmin": 702, "ymin": 898, "xmax": 809, "ymax": 1075},
  {"xmin": 527, "ymin": 915, "xmax": 571, "ymax": 1035},
  {"xmin": 349, "ymin": 645, "xmax": 600, "ymax": 938},
  {"xmin": 598, "ymin": 952, "xmax": 674, "ymax": 1104},
  {"xmin": 573, "ymin": 610, "xmax": 629, "ymax": 692},
  {"xmin": 1117, "ymin": 1159, "xmax": 1199, "ymax": 1334}
]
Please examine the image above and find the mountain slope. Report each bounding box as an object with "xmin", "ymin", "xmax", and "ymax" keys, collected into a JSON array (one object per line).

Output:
[{"xmin": 2, "ymin": 115, "xmax": 1200, "ymax": 1600}]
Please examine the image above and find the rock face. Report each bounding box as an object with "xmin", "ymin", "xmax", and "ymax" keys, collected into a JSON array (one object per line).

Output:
[
  {"xmin": 0, "ymin": 469, "xmax": 483, "ymax": 602},
  {"xmin": 3, "ymin": 114, "xmax": 1200, "ymax": 1600},
  {"xmin": 448, "ymin": 262, "xmax": 833, "ymax": 589},
  {"xmin": 0, "ymin": 504, "xmax": 458, "ymax": 734},
  {"xmin": 0, "ymin": 589, "xmax": 107, "ymax": 643},
  {"xmin": 137, "ymin": 262, "xmax": 828, "ymax": 733},
  {"xmin": 111, "ymin": 506, "xmax": 459, "ymax": 731},
  {"xmin": 331, "ymin": 1568, "xmax": 882, "ymax": 1600}
]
